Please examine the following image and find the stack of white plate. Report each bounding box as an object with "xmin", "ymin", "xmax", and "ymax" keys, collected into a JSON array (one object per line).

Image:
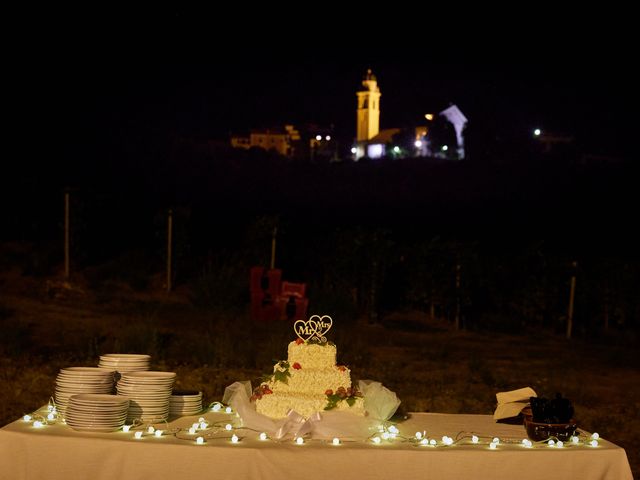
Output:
[
  {"xmin": 55, "ymin": 367, "xmax": 115, "ymax": 414},
  {"xmin": 98, "ymin": 354, "xmax": 151, "ymax": 373},
  {"xmin": 170, "ymin": 390, "xmax": 203, "ymax": 417},
  {"xmin": 65, "ymin": 394, "xmax": 129, "ymax": 432},
  {"xmin": 116, "ymin": 371, "xmax": 176, "ymax": 422}
]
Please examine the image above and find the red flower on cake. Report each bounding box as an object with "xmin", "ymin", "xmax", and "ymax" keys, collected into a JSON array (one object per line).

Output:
[
  {"xmin": 325, "ymin": 389, "xmax": 333, "ymax": 396},
  {"xmin": 337, "ymin": 365, "xmax": 346, "ymax": 372},
  {"xmin": 295, "ymin": 338, "xmax": 304, "ymax": 345},
  {"xmin": 336, "ymin": 387, "xmax": 347, "ymax": 399},
  {"xmin": 261, "ymin": 385, "xmax": 273, "ymax": 394},
  {"xmin": 292, "ymin": 362, "xmax": 302, "ymax": 370}
]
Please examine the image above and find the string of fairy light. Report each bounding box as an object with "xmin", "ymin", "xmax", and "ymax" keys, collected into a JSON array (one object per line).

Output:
[{"xmin": 21, "ymin": 399, "xmax": 601, "ymax": 449}]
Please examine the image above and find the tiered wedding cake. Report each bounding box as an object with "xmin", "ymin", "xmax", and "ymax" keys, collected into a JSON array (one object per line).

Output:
[{"xmin": 253, "ymin": 316, "xmax": 366, "ymax": 419}]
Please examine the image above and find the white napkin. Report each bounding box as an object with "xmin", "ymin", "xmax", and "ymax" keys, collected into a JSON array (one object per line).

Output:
[{"xmin": 493, "ymin": 387, "xmax": 537, "ymax": 420}]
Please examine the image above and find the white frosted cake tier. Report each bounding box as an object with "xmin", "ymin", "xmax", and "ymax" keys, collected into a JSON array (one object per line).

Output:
[
  {"xmin": 287, "ymin": 341, "xmax": 336, "ymax": 369},
  {"xmin": 268, "ymin": 364, "xmax": 352, "ymax": 395},
  {"xmin": 255, "ymin": 392, "xmax": 365, "ymax": 419}
]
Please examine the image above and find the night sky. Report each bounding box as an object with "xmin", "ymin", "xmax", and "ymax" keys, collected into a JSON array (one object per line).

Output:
[{"xmin": 15, "ymin": 16, "xmax": 633, "ymax": 166}]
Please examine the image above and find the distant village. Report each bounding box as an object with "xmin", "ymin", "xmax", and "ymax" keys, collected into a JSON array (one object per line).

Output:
[{"xmin": 229, "ymin": 70, "xmax": 469, "ymax": 163}]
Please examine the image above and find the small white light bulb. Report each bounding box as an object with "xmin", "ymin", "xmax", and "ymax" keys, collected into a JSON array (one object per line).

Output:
[
  {"xmin": 199, "ymin": 422, "xmax": 208, "ymax": 430},
  {"xmin": 212, "ymin": 404, "xmax": 221, "ymax": 412},
  {"xmin": 471, "ymin": 435, "xmax": 479, "ymax": 444},
  {"xmin": 225, "ymin": 407, "xmax": 232, "ymax": 414},
  {"xmin": 332, "ymin": 437, "xmax": 340, "ymax": 446},
  {"xmin": 415, "ymin": 431, "xmax": 423, "ymax": 440},
  {"xmin": 590, "ymin": 439, "xmax": 599, "ymax": 448},
  {"xmin": 147, "ymin": 426, "xmax": 155, "ymax": 434},
  {"xmin": 231, "ymin": 434, "xmax": 239, "ymax": 443},
  {"xmin": 372, "ymin": 436, "xmax": 381, "ymax": 444},
  {"xmin": 33, "ymin": 420, "xmax": 44, "ymax": 428},
  {"xmin": 351, "ymin": 147, "xmax": 357, "ymax": 154},
  {"xmin": 198, "ymin": 417, "xmax": 205, "ymax": 422},
  {"xmin": 381, "ymin": 432, "xmax": 390, "ymax": 440},
  {"xmin": 134, "ymin": 431, "xmax": 143, "ymax": 439},
  {"xmin": 122, "ymin": 425, "xmax": 131, "ymax": 432},
  {"xmin": 296, "ymin": 436, "xmax": 304, "ymax": 445},
  {"xmin": 548, "ymin": 440, "xmax": 555, "ymax": 446},
  {"xmin": 196, "ymin": 436, "xmax": 204, "ymax": 445},
  {"xmin": 388, "ymin": 425, "xmax": 399, "ymax": 434},
  {"xmin": 556, "ymin": 441, "xmax": 564, "ymax": 448},
  {"xmin": 259, "ymin": 432, "xmax": 268, "ymax": 441},
  {"xmin": 420, "ymin": 438, "xmax": 429, "ymax": 445},
  {"xmin": 492, "ymin": 437, "xmax": 500, "ymax": 445},
  {"xmin": 47, "ymin": 413, "xmax": 55, "ymax": 421},
  {"xmin": 571, "ymin": 436, "xmax": 579, "ymax": 444},
  {"xmin": 188, "ymin": 427, "xmax": 197, "ymax": 435},
  {"xmin": 429, "ymin": 439, "xmax": 437, "ymax": 446},
  {"xmin": 326, "ymin": 135, "xmax": 331, "ymax": 141},
  {"xmin": 47, "ymin": 405, "xmax": 54, "ymax": 412},
  {"xmin": 315, "ymin": 135, "xmax": 322, "ymax": 141},
  {"xmin": 591, "ymin": 432, "xmax": 599, "ymax": 440},
  {"xmin": 154, "ymin": 430, "xmax": 163, "ymax": 437},
  {"xmin": 23, "ymin": 415, "xmax": 32, "ymax": 422},
  {"xmin": 489, "ymin": 442, "xmax": 497, "ymax": 450},
  {"xmin": 225, "ymin": 424, "xmax": 232, "ymax": 431}
]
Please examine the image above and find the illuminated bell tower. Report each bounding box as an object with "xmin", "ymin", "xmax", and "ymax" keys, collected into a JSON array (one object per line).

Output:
[{"xmin": 356, "ymin": 69, "xmax": 381, "ymax": 142}]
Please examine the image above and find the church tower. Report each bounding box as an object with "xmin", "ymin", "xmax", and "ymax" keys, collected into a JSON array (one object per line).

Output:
[{"xmin": 356, "ymin": 69, "xmax": 381, "ymax": 142}]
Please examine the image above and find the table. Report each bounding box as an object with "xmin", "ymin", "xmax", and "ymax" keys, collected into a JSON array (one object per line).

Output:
[{"xmin": 0, "ymin": 407, "xmax": 633, "ymax": 480}]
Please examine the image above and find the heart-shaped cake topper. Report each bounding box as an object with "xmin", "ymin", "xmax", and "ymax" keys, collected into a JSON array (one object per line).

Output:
[{"xmin": 294, "ymin": 315, "xmax": 333, "ymax": 342}]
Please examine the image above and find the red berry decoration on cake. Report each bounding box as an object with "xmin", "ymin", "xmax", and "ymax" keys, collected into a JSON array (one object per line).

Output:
[{"xmin": 292, "ymin": 362, "xmax": 302, "ymax": 370}]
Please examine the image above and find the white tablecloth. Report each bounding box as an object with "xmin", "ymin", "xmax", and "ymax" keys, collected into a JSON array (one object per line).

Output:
[{"xmin": 0, "ymin": 408, "xmax": 633, "ymax": 480}]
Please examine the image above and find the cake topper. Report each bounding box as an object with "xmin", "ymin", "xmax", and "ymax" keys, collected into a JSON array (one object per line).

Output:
[{"xmin": 294, "ymin": 315, "xmax": 333, "ymax": 343}]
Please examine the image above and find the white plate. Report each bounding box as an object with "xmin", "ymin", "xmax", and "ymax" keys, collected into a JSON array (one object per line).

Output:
[
  {"xmin": 66, "ymin": 412, "xmax": 128, "ymax": 420},
  {"xmin": 68, "ymin": 424, "xmax": 124, "ymax": 433},
  {"xmin": 70, "ymin": 394, "xmax": 129, "ymax": 404},
  {"xmin": 101, "ymin": 354, "xmax": 151, "ymax": 360},
  {"xmin": 60, "ymin": 367, "xmax": 115, "ymax": 376},
  {"xmin": 121, "ymin": 371, "xmax": 175, "ymax": 380}
]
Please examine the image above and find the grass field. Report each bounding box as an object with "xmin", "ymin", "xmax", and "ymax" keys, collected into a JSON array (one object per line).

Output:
[{"xmin": 1, "ymin": 280, "xmax": 638, "ymax": 476}]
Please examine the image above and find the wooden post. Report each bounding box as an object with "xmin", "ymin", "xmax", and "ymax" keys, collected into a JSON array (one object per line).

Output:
[
  {"xmin": 430, "ymin": 289, "xmax": 435, "ymax": 322},
  {"xmin": 455, "ymin": 263, "xmax": 461, "ymax": 330},
  {"xmin": 167, "ymin": 209, "xmax": 173, "ymax": 292},
  {"xmin": 64, "ymin": 191, "xmax": 70, "ymax": 280},
  {"xmin": 270, "ymin": 227, "xmax": 277, "ymax": 270},
  {"xmin": 370, "ymin": 259, "xmax": 378, "ymax": 324},
  {"xmin": 603, "ymin": 282, "xmax": 609, "ymax": 331},
  {"xmin": 566, "ymin": 261, "xmax": 577, "ymax": 340}
]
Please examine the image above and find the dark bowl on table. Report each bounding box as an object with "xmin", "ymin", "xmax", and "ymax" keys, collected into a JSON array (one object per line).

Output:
[{"xmin": 524, "ymin": 416, "xmax": 578, "ymax": 442}]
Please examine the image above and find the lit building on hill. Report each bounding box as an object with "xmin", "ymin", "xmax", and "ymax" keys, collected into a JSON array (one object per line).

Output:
[
  {"xmin": 230, "ymin": 124, "xmax": 336, "ymax": 160},
  {"xmin": 353, "ymin": 70, "xmax": 468, "ymax": 160}
]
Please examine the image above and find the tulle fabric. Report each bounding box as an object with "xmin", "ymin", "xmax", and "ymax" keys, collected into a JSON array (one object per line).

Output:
[{"xmin": 222, "ymin": 379, "xmax": 400, "ymax": 440}]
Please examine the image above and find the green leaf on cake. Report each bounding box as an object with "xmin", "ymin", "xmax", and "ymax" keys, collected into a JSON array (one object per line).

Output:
[
  {"xmin": 273, "ymin": 369, "xmax": 291, "ymax": 384},
  {"xmin": 346, "ymin": 397, "xmax": 356, "ymax": 407},
  {"xmin": 324, "ymin": 393, "xmax": 341, "ymax": 410}
]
